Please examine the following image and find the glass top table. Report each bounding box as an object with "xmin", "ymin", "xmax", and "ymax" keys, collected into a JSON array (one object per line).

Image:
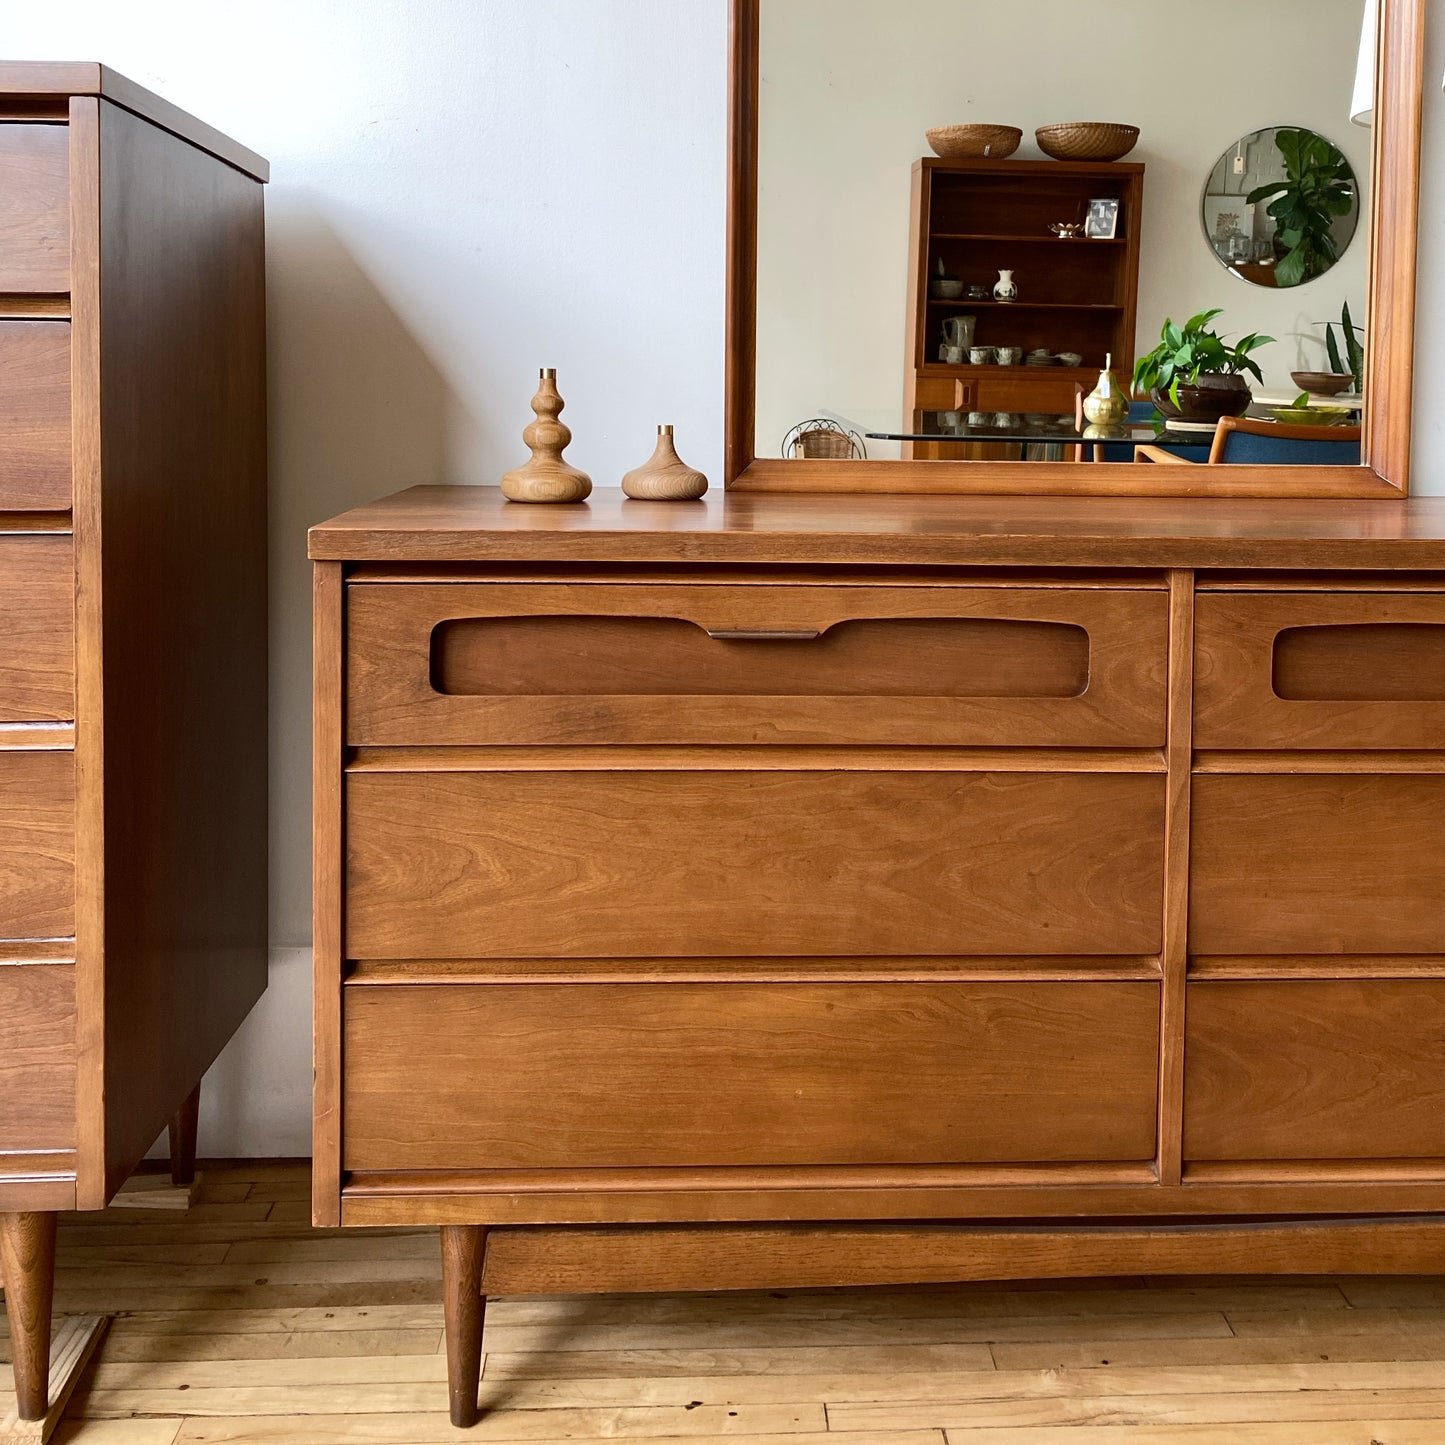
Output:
[{"xmin": 866, "ymin": 412, "xmax": 1215, "ymax": 450}]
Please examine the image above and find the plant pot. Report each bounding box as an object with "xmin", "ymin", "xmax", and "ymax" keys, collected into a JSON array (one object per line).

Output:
[{"xmin": 1152, "ymin": 375, "xmax": 1252, "ymax": 423}]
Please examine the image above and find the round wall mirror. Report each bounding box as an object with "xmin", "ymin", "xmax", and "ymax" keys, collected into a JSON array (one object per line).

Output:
[{"xmin": 1202, "ymin": 126, "xmax": 1359, "ymax": 288}]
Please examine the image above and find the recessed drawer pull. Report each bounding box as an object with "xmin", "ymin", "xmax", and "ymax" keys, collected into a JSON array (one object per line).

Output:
[{"xmin": 704, "ymin": 628, "xmax": 822, "ymax": 642}]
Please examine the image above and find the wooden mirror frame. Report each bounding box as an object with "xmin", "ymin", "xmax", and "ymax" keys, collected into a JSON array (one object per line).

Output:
[{"xmin": 726, "ymin": 0, "xmax": 1425, "ymax": 498}]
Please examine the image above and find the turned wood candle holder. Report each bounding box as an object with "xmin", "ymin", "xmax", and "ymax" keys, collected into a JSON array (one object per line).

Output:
[
  {"xmin": 500, "ymin": 369, "xmax": 593, "ymax": 504},
  {"xmin": 622, "ymin": 425, "xmax": 709, "ymax": 500}
]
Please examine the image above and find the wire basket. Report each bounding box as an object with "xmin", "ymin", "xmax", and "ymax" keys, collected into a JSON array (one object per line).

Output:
[{"xmin": 783, "ymin": 420, "xmax": 866, "ymax": 461}]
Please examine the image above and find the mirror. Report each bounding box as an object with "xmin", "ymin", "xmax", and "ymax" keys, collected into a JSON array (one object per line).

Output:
[
  {"xmin": 737, "ymin": 0, "xmax": 1414, "ymax": 488},
  {"xmin": 1203, "ymin": 127, "xmax": 1361, "ymax": 288}
]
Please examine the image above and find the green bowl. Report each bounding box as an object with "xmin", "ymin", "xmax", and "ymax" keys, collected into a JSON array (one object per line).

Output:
[{"xmin": 1265, "ymin": 406, "xmax": 1353, "ymax": 428}]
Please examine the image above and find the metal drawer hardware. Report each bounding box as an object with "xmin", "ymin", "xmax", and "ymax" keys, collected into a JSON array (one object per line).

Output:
[{"xmin": 704, "ymin": 628, "xmax": 822, "ymax": 642}]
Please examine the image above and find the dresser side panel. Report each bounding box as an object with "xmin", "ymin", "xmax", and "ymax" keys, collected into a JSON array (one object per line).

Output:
[{"xmin": 84, "ymin": 98, "xmax": 267, "ymax": 1201}]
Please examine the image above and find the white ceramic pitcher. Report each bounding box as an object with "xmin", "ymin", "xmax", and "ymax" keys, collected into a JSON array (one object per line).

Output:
[{"xmin": 942, "ymin": 315, "xmax": 977, "ymax": 351}]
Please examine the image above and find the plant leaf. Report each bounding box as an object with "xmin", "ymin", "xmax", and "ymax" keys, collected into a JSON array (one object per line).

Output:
[
  {"xmin": 1326, "ymin": 325, "xmax": 1345, "ymax": 374},
  {"xmin": 1274, "ymin": 247, "xmax": 1307, "ymax": 287},
  {"xmin": 1247, "ymin": 181, "xmax": 1286, "ymax": 205}
]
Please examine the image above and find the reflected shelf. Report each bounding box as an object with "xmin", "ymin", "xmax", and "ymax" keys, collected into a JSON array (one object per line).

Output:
[
  {"xmin": 932, "ymin": 233, "xmax": 1129, "ymax": 244},
  {"xmin": 926, "ymin": 299, "xmax": 1125, "ymax": 310}
]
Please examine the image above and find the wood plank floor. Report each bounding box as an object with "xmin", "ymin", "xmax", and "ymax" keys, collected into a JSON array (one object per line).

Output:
[{"xmin": 5, "ymin": 1165, "xmax": 1445, "ymax": 1441}]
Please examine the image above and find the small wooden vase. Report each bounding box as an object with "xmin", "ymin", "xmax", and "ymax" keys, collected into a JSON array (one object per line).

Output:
[
  {"xmin": 621, "ymin": 426, "xmax": 709, "ymax": 500},
  {"xmin": 500, "ymin": 369, "xmax": 593, "ymax": 503}
]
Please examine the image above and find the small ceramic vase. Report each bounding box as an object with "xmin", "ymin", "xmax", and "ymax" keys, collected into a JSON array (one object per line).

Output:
[
  {"xmin": 621, "ymin": 425, "xmax": 709, "ymax": 501},
  {"xmin": 993, "ymin": 268, "xmax": 1019, "ymax": 302},
  {"xmin": 500, "ymin": 369, "xmax": 593, "ymax": 503},
  {"xmin": 1082, "ymin": 352, "xmax": 1130, "ymax": 426}
]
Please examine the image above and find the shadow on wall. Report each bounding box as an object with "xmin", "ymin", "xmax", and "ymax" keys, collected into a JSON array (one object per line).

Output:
[
  {"xmin": 148, "ymin": 206, "xmax": 465, "ymax": 1159},
  {"xmin": 268, "ymin": 202, "xmax": 462, "ymax": 945},
  {"xmin": 141, "ymin": 207, "xmax": 464, "ymax": 1160}
]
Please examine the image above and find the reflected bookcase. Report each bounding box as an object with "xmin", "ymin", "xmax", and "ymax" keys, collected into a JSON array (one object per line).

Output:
[{"xmin": 904, "ymin": 156, "xmax": 1145, "ymax": 459}]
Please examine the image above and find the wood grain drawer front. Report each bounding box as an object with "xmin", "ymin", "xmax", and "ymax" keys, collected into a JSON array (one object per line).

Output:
[
  {"xmin": 343, "ymin": 982, "xmax": 1160, "ymax": 1170},
  {"xmin": 0, "ymin": 125, "xmax": 70, "ymax": 293},
  {"xmin": 1191, "ymin": 775, "xmax": 1445, "ymax": 956},
  {"xmin": 346, "ymin": 769, "xmax": 1165, "ymax": 958},
  {"xmin": 0, "ymin": 320, "xmax": 72, "ymax": 510},
  {"xmin": 914, "ymin": 376, "xmax": 975, "ymax": 411},
  {"xmin": 0, "ymin": 964, "xmax": 75, "ymax": 1151},
  {"xmin": 973, "ymin": 376, "xmax": 1080, "ymax": 415},
  {"xmin": 1196, "ymin": 592, "xmax": 1445, "ymax": 748},
  {"xmin": 0, "ymin": 751, "xmax": 74, "ymax": 938},
  {"xmin": 0, "ymin": 534, "xmax": 73, "ymax": 722},
  {"xmin": 346, "ymin": 582, "xmax": 1168, "ymax": 747},
  {"xmin": 1185, "ymin": 981, "xmax": 1445, "ymax": 1162}
]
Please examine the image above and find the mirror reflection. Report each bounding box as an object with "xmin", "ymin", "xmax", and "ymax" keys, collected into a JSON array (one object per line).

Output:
[
  {"xmin": 755, "ymin": 0, "xmax": 1374, "ymax": 465},
  {"xmin": 1203, "ymin": 127, "xmax": 1360, "ymax": 288}
]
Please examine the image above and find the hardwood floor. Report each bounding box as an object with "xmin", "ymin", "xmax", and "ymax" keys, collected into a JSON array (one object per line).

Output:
[{"xmin": 6, "ymin": 1165, "xmax": 1445, "ymax": 1441}]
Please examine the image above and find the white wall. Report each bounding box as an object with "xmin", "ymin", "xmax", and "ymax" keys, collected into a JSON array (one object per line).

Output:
[
  {"xmin": 755, "ymin": 0, "xmax": 1373, "ymax": 455},
  {"xmin": 3, "ymin": 1, "xmax": 1441, "ymax": 1155}
]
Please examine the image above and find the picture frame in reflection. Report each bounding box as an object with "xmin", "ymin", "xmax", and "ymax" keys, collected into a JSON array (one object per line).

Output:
[{"xmin": 1086, "ymin": 198, "xmax": 1121, "ymax": 240}]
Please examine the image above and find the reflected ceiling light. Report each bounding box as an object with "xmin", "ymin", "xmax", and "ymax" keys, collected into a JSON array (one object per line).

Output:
[{"xmin": 1351, "ymin": 0, "xmax": 1375, "ymax": 128}]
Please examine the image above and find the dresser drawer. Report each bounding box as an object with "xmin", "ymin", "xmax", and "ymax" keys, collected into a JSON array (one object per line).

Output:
[
  {"xmin": 346, "ymin": 766, "xmax": 1165, "ymax": 959},
  {"xmin": 0, "ymin": 124, "xmax": 70, "ymax": 293},
  {"xmin": 0, "ymin": 751, "xmax": 74, "ymax": 938},
  {"xmin": 1196, "ymin": 591, "xmax": 1445, "ymax": 749},
  {"xmin": 1191, "ymin": 774, "xmax": 1445, "ymax": 956},
  {"xmin": 0, "ymin": 320, "xmax": 72, "ymax": 511},
  {"xmin": 0, "ymin": 534, "xmax": 73, "ymax": 722},
  {"xmin": 973, "ymin": 375, "xmax": 1079, "ymax": 415},
  {"xmin": 346, "ymin": 581, "xmax": 1168, "ymax": 748},
  {"xmin": 0, "ymin": 963, "xmax": 75, "ymax": 1152},
  {"xmin": 913, "ymin": 374, "xmax": 975, "ymax": 411},
  {"xmin": 1185, "ymin": 981, "xmax": 1445, "ymax": 1162},
  {"xmin": 343, "ymin": 981, "xmax": 1160, "ymax": 1170}
]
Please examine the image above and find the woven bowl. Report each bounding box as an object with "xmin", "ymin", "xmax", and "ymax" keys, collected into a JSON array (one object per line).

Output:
[
  {"xmin": 1035, "ymin": 123, "xmax": 1140, "ymax": 162},
  {"xmin": 927, "ymin": 125, "xmax": 1023, "ymax": 160}
]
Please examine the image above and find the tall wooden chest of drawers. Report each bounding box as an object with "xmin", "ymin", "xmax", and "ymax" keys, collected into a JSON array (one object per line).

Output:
[
  {"xmin": 313, "ymin": 486, "xmax": 1445, "ymax": 1428},
  {"xmin": 0, "ymin": 64, "xmax": 268, "ymax": 1427}
]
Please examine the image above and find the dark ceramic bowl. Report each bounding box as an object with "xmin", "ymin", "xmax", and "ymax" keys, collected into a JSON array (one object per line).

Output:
[{"xmin": 1152, "ymin": 377, "xmax": 1251, "ymax": 423}]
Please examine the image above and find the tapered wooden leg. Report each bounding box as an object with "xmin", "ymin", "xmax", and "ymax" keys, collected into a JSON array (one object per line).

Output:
[
  {"xmin": 441, "ymin": 1225, "xmax": 489, "ymax": 1428},
  {"xmin": 1, "ymin": 1211, "xmax": 57, "ymax": 1421},
  {"xmin": 168, "ymin": 1081, "xmax": 202, "ymax": 1188}
]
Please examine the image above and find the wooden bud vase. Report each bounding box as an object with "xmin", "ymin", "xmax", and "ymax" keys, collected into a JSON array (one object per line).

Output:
[
  {"xmin": 500, "ymin": 368, "xmax": 593, "ymax": 503},
  {"xmin": 621, "ymin": 425, "xmax": 709, "ymax": 500}
]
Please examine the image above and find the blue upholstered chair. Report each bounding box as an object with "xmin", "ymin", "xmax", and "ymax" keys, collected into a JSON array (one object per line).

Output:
[
  {"xmin": 1102, "ymin": 401, "xmax": 1187, "ymax": 463},
  {"xmin": 1137, "ymin": 414, "xmax": 1363, "ymax": 467}
]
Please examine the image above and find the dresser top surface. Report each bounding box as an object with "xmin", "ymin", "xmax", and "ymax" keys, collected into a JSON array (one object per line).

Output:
[{"xmin": 309, "ymin": 485, "xmax": 1445, "ymax": 570}]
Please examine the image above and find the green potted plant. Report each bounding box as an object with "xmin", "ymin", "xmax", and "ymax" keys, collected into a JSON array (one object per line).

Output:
[
  {"xmin": 1292, "ymin": 302, "xmax": 1365, "ymax": 397},
  {"xmin": 1325, "ymin": 300, "xmax": 1365, "ymax": 391},
  {"xmin": 1132, "ymin": 310, "xmax": 1274, "ymax": 422},
  {"xmin": 1247, "ymin": 129, "xmax": 1357, "ymax": 289}
]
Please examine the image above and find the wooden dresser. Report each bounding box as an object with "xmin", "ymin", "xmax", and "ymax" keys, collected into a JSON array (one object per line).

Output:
[
  {"xmin": 313, "ymin": 485, "xmax": 1445, "ymax": 1428},
  {"xmin": 0, "ymin": 65, "xmax": 267, "ymax": 1429}
]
